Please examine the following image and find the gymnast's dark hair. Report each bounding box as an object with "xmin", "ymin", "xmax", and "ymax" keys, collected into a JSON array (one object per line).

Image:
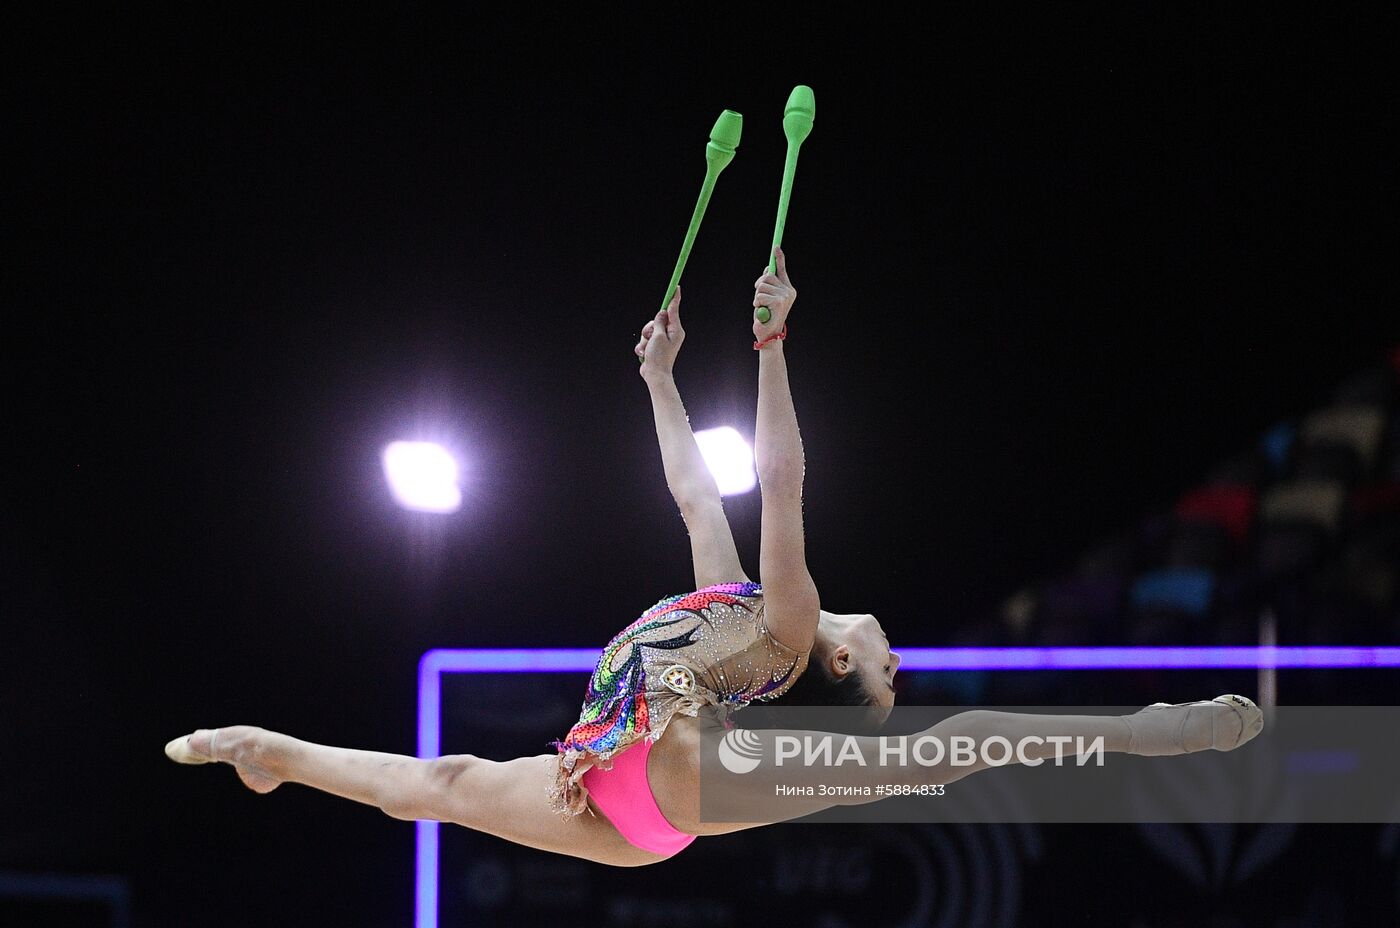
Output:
[
  {"xmin": 767, "ymin": 661, "xmax": 876, "ymax": 708},
  {"xmin": 756, "ymin": 662, "xmax": 883, "ymax": 735}
]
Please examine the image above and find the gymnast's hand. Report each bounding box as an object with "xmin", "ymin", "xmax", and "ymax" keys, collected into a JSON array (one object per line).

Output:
[
  {"xmin": 636, "ymin": 285, "xmax": 685, "ymax": 381},
  {"xmin": 753, "ymin": 247, "xmax": 796, "ymax": 340}
]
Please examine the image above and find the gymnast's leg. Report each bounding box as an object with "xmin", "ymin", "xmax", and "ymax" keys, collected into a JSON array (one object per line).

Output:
[
  {"xmin": 165, "ymin": 726, "xmax": 664, "ymax": 867},
  {"xmin": 898, "ymin": 697, "xmax": 1264, "ymax": 786},
  {"xmin": 703, "ymin": 697, "xmax": 1265, "ymax": 825}
]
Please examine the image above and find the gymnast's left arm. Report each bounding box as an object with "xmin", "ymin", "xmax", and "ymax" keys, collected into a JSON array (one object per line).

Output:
[{"xmin": 635, "ymin": 287, "xmax": 750, "ymax": 587}]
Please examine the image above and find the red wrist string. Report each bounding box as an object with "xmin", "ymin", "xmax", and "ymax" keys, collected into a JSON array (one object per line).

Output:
[{"xmin": 753, "ymin": 324, "xmax": 788, "ymax": 350}]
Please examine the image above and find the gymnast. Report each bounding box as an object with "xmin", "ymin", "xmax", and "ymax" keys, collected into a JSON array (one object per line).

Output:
[{"xmin": 166, "ymin": 247, "xmax": 1263, "ymax": 866}]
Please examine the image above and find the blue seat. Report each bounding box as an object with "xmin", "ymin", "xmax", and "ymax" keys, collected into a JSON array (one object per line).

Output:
[
  {"xmin": 1130, "ymin": 567, "xmax": 1216, "ymax": 617},
  {"xmin": 1260, "ymin": 421, "xmax": 1297, "ymax": 475}
]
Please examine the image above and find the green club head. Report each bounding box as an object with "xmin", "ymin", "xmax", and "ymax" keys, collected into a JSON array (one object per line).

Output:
[
  {"xmin": 706, "ymin": 109, "xmax": 742, "ymax": 171},
  {"xmin": 782, "ymin": 85, "xmax": 815, "ymax": 145}
]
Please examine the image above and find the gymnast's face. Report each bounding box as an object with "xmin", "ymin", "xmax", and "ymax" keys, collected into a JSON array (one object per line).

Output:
[{"xmin": 818, "ymin": 610, "xmax": 901, "ymax": 716}]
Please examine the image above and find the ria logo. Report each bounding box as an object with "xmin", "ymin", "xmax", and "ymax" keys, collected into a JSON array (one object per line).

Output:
[{"xmin": 718, "ymin": 728, "xmax": 764, "ymax": 774}]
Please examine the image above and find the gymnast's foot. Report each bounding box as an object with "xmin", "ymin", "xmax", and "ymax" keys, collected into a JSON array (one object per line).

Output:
[
  {"xmin": 1123, "ymin": 695, "xmax": 1264, "ymax": 757},
  {"xmin": 165, "ymin": 726, "xmax": 283, "ymax": 793}
]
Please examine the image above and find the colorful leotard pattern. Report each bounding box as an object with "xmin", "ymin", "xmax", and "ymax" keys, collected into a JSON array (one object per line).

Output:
[{"xmin": 551, "ymin": 581, "xmax": 808, "ymax": 814}]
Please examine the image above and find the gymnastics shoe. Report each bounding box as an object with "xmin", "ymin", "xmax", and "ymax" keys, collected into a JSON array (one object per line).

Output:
[
  {"xmin": 1124, "ymin": 694, "xmax": 1264, "ymax": 757},
  {"xmin": 164, "ymin": 727, "xmax": 282, "ymax": 793},
  {"xmin": 165, "ymin": 729, "xmax": 218, "ymax": 764}
]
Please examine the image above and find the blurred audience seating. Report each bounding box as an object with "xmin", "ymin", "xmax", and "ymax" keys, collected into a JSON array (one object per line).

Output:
[{"xmin": 995, "ymin": 348, "xmax": 1400, "ymax": 646}]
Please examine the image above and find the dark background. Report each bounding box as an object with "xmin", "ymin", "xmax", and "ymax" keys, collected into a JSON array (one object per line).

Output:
[{"xmin": 4, "ymin": 6, "xmax": 1396, "ymax": 926}]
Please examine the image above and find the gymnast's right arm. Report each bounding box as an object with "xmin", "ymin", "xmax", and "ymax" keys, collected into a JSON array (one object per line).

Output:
[
  {"xmin": 636, "ymin": 286, "xmax": 750, "ymax": 588},
  {"xmin": 751, "ymin": 248, "xmax": 820, "ymax": 654}
]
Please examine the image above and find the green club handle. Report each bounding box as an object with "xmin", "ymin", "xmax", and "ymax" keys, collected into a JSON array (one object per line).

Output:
[
  {"xmin": 756, "ymin": 85, "xmax": 815, "ymax": 325},
  {"xmin": 658, "ymin": 110, "xmax": 742, "ymax": 317}
]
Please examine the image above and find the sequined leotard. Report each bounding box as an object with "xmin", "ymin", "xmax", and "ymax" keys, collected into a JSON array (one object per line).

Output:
[{"xmin": 552, "ymin": 582, "xmax": 808, "ymax": 814}]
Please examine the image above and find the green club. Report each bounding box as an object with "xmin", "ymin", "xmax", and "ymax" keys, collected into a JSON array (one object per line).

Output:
[
  {"xmin": 657, "ymin": 109, "xmax": 742, "ymax": 318},
  {"xmin": 755, "ymin": 85, "xmax": 815, "ymax": 325}
]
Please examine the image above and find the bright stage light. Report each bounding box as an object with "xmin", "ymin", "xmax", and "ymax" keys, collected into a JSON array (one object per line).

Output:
[
  {"xmin": 382, "ymin": 441, "xmax": 462, "ymax": 513},
  {"xmin": 693, "ymin": 427, "xmax": 756, "ymax": 495}
]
